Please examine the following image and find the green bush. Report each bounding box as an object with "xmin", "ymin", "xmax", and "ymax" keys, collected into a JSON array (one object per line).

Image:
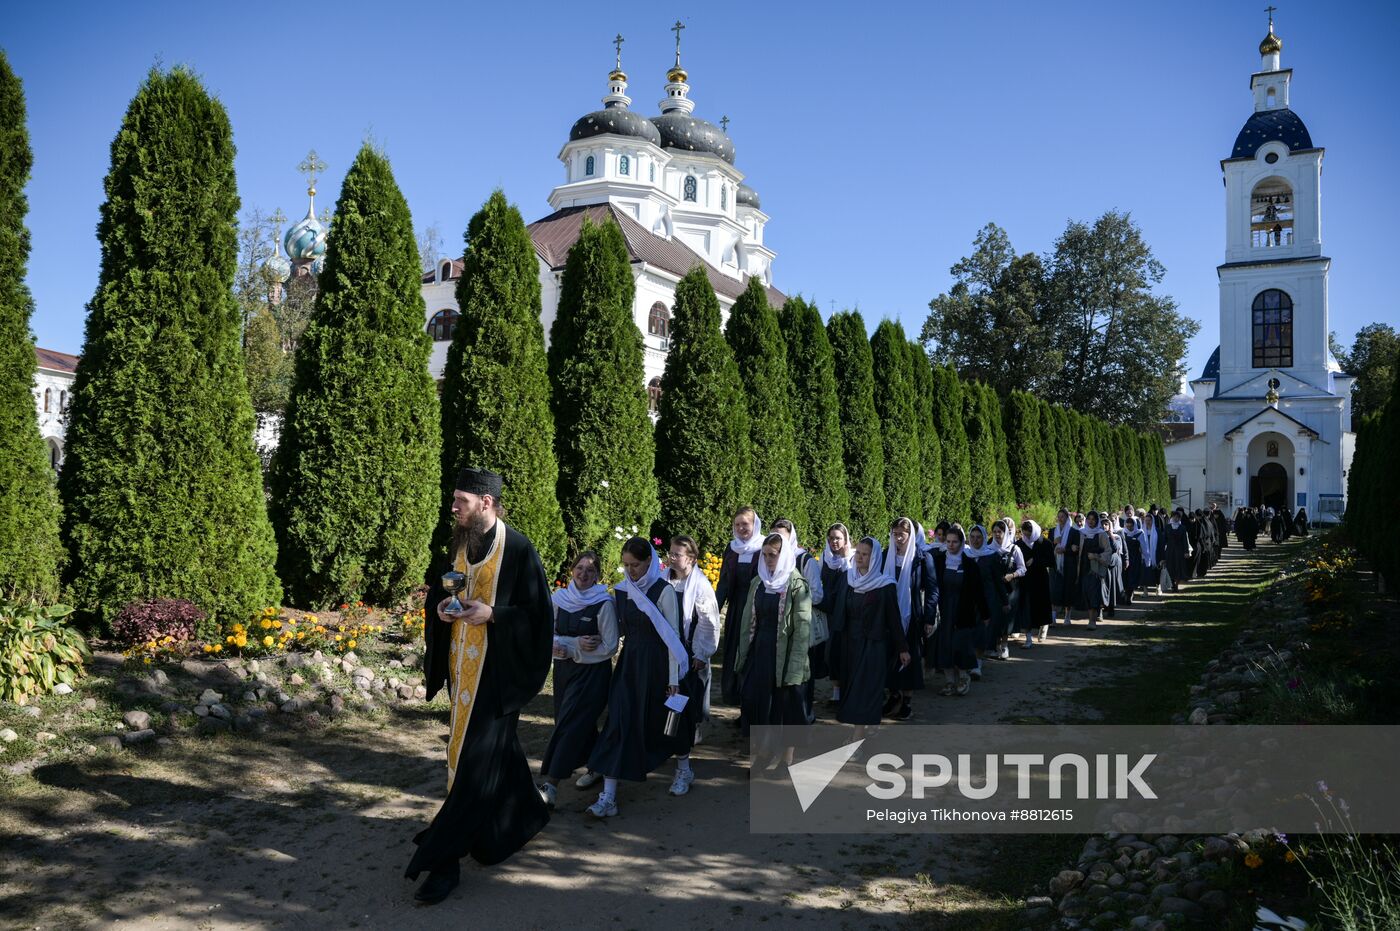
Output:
[
  {"xmin": 827, "ymin": 311, "xmax": 887, "ymax": 535},
  {"xmin": 0, "ymin": 52, "xmax": 63, "ymax": 603},
  {"xmin": 779, "ymin": 296, "xmax": 850, "ymax": 540},
  {"xmin": 871, "ymin": 320, "xmax": 921, "ymax": 522},
  {"xmin": 0, "ymin": 600, "xmax": 89, "ymax": 705}
]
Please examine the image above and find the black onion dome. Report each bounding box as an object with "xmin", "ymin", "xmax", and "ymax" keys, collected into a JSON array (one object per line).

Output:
[
  {"xmin": 1230, "ymin": 108, "xmax": 1313, "ymax": 159},
  {"xmin": 570, "ymin": 105, "xmax": 662, "ymax": 145},
  {"xmin": 1200, "ymin": 346, "xmax": 1220, "ymax": 381},
  {"xmin": 650, "ymin": 111, "xmax": 735, "ymax": 164},
  {"xmin": 736, "ymin": 183, "xmax": 760, "ymax": 209}
]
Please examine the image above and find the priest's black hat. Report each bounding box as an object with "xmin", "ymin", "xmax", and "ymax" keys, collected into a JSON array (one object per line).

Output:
[{"xmin": 455, "ymin": 467, "xmax": 503, "ymax": 498}]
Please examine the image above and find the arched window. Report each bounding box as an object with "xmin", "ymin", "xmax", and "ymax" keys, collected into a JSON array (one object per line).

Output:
[
  {"xmin": 647, "ymin": 377, "xmax": 662, "ymax": 415},
  {"xmin": 585, "ymin": 155, "xmax": 595, "ymax": 176},
  {"xmin": 440, "ymin": 261, "xmax": 452, "ymax": 282},
  {"xmin": 720, "ymin": 185, "xmax": 728, "ymax": 210},
  {"xmin": 428, "ymin": 309, "xmax": 460, "ymax": 342},
  {"xmin": 59, "ymin": 390, "xmax": 67, "ymax": 411},
  {"xmin": 43, "ymin": 388, "xmax": 51, "ymax": 413},
  {"xmin": 683, "ymin": 175, "xmax": 697, "ymax": 202},
  {"xmin": 649, "ymin": 162, "xmax": 655, "ymax": 182},
  {"xmin": 1252, "ymin": 289, "xmax": 1293, "ymax": 368},
  {"xmin": 648, "ymin": 302, "xmax": 670, "ymax": 339},
  {"xmin": 1266, "ymin": 88, "xmax": 1276, "ymax": 108},
  {"xmin": 619, "ymin": 155, "xmax": 630, "ymax": 176},
  {"xmin": 1251, "ymin": 178, "xmax": 1293, "ymax": 248}
]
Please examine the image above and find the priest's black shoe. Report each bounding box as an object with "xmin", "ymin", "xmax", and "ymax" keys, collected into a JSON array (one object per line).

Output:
[
  {"xmin": 881, "ymin": 692, "xmax": 901, "ymax": 718},
  {"xmin": 414, "ymin": 864, "xmax": 460, "ymax": 905}
]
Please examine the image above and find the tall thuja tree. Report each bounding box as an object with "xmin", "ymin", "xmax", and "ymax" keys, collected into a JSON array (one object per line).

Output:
[
  {"xmin": 1036, "ymin": 398, "xmax": 1063, "ymax": 507},
  {"xmin": 270, "ymin": 144, "xmax": 440, "ymax": 608},
  {"xmin": 437, "ymin": 190, "xmax": 565, "ymax": 572},
  {"xmin": 982, "ymin": 382, "xmax": 1016, "ymax": 509},
  {"xmin": 1150, "ymin": 434, "xmax": 1172, "ymax": 506},
  {"xmin": 931, "ymin": 363, "xmax": 971, "ymax": 522},
  {"xmin": 725, "ymin": 277, "xmax": 807, "ymax": 537},
  {"xmin": 779, "ymin": 295, "xmax": 849, "ymax": 539},
  {"xmin": 963, "ymin": 380, "xmax": 997, "ymax": 523},
  {"xmin": 907, "ymin": 339, "xmax": 942, "ymax": 522},
  {"xmin": 871, "ymin": 320, "xmax": 921, "ymax": 523},
  {"xmin": 656, "ymin": 266, "xmax": 751, "ymax": 552},
  {"xmin": 1055, "ymin": 405, "xmax": 1079, "ymax": 507},
  {"xmin": 0, "ymin": 52, "xmax": 62, "ymax": 602},
  {"xmin": 59, "ymin": 67, "xmax": 280, "ymax": 633},
  {"xmin": 827, "ymin": 311, "xmax": 887, "ymax": 535},
  {"xmin": 547, "ymin": 218, "xmax": 658, "ymax": 569},
  {"xmin": 1003, "ymin": 391, "xmax": 1043, "ymax": 504}
]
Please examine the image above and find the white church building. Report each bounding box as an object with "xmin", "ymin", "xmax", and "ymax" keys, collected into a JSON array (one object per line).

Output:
[
  {"xmin": 419, "ymin": 28, "xmax": 785, "ymax": 413},
  {"xmin": 1165, "ymin": 19, "xmax": 1354, "ymax": 524}
]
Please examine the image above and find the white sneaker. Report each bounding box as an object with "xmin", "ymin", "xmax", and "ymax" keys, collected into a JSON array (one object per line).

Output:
[
  {"xmin": 970, "ymin": 664, "xmax": 983, "ymax": 681},
  {"xmin": 997, "ymin": 645, "xmax": 1010, "ymax": 660},
  {"xmin": 586, "ymin": 794, "xmax": 617, "ymax": 818},
  {"xmin": 574, "ymin": 770, "xmax": 601, "ymax": 789},
  {"xmin": 538, "ymin": 782, "xmax": 556, "ymax": 809},
  {"xmin": 1039, "ymin": 625, "xmax": 1049, "ymax": 640},
  {"xmin": 669, "ymin": 768, "xmax": 695, "ymax": 796}
]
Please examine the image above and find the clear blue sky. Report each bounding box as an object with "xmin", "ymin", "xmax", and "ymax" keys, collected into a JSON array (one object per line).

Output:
[{"xmin": 7, "ymin": 0, "xmax": 1397, "ymax": 383}]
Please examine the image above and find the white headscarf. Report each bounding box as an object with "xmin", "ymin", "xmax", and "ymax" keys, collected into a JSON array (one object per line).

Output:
[
  {"xmin": 672, "ymin": 561, "xmax": 715, "ymax": 627},
  {"xmin": 994, "ymin": 519, "xmax": 1016, "ymax": 554},
  {"xmin": 729, "ymin": 513, "xmax": 763, "ymax": 563},
  {"xmin": 551, "ymin": 577, "xmax": 611, "ymax": 614},
  {"xmin": 1080, "ymin": 513, "xmax": 1107, "ymax": 538},
  {"xmin": 1021, "ymin": 520, "xmax": 1042, "ymax": 545},
  {"xmin": 914, "ymin": 522, "xmax": 936, "ymax": 555},
  {"xmin": 617, "ymin": 546, "xmax": 688, "ymax": 682},
  {"xmin": 847, "ymin": 536, "xmax": 894, "ymax": 594},
  {"xmin": 756, "ymin": 532, "xmax": 797, "ymax": 594},
  {"xmin": 965, "ymin": 524, "xmax": 997, "ymax": 558},
  {"xmin": 883, "ymin": 518, "xmax": 917, "ymax": 631},
  {"xmin": 822, "ymin": 523, "xmax": 852, "ymax": 572}
]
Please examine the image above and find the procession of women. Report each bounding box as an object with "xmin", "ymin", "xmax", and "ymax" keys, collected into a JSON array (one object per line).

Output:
[{"xmin": 536, "ymin": 500, "xmax": 1247, "ymax": 822}]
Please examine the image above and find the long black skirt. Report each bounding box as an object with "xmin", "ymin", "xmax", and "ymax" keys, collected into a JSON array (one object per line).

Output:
[
  {"xmin": 588, "ymin": 637, "xmax": 673, "ymax": 782},
  {"xmin": 838, "ymin": 633, "xmax": 892, "ymax": 725},
  {"xmin": 540, "ymin": 659, "xmax": 610, "ymax": 780},
  {"xmin": 406, "ymin": 704, "xmax": 548, "ymax": 877},
  {"xmin": 886, "ymin": 620, "xmax": 923, "ymax": 690}
]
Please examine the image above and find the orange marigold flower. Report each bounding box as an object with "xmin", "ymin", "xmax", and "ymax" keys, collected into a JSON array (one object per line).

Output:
[{"xmin": 1244, "ymin": 852, "xmax": 1263, "ymax": 869}]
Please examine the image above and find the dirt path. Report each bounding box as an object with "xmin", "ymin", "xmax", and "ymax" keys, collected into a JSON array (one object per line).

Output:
[{"xmin": 0, "ymin": 542, "xmax": 1288, "ymax": 930}]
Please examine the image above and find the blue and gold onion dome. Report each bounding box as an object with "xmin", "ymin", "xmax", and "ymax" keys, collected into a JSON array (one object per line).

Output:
[
  {"xmin": 261, "ymin": 250, "xmax": 291, "ymax": 284},
  {"xmin": 284, "ymin": 208, "xmax": 327, "ymax": 262}
]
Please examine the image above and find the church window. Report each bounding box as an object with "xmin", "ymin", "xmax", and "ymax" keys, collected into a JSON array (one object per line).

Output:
[
  {"xmin": 60, "ymin": 390, "xmax": 67, "ymax": 411},
  {"xmin": 428, "ymin": 309, "xmax": 460, "ymax": 342},
  {"xmin": 585, "ymin": 155, "xmax": 595, "ymax": 176},
  {"xmin": 647, "ymin": 377, "xmax": 663, "ymax": 415},
  {"xmin": 648, "ymin": 301, "xmax": 671, "ymax": 339},
  {"xmin": 649, "ymin": 162, "xmax": 655, "ymax": 182},
  {"xmin": 619, "ymin": 155, "xmax": 630, "ymax": 176},
  {"xmin": 1250, "ymin": 178, "xmax": 1293, "ymax": 248},
  {"xmin": 1266, "ymin": 88, "xmax": 1276, "ymax": 107},
  {"xmin": 683, "ymin": 175, "xmax": 697, "ymax": 202},
  {"xmin": 1251, "ymin": 289, "xmax": 1293, "ymax": 368},
  {"xmin": 1264, "ymin": 152, "xmax": 1279, "ymax": 164},
  {"xmin": 721, "ymin": 185, "xmax": 728, "ymax": 210},
  {"xmin": 440, "ymin": 261, "xmax": 452, "ymax": 282},
  {"xmin": 43, "ymin": 388, "xmax": 51, "ymax": 413}
]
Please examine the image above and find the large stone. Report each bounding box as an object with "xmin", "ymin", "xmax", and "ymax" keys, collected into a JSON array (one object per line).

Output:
[
  {"xmin": 122, "ymin": 729, "xmax": 156, "ymax": 746},
  {"xmin": 352, "ymin": 667, "xmax": 375, "ymax": 682},
  {"xmin": 208, "ymin": 703, "xmax": 232, "ymax": 720},
  {"xmin": 193, "ymin": 703, "xmax": 210, "ymax": 717},
  {"xmin": 198, "ymin": 689, "xmax": 223, "ymax": 705},
  {"xmin": 0, "ymin": 728, "xmax": 16, "ymax": 743},
  {"xmin": 1187, "ymin": 707, "xmax": 1209, "ymax": 725},
  {"xmin": 122, "ymin": 710, "xmax": 151, "ymax": 730},
  {"xmin": 34, "ymin": 731, "xmax": 57, "ymax": 743},
  {"xmin": 1049, "ymin": 870, "xmax": 1084, "ymax": 896},
  {"xmin": 289, "ymin": 673, "xmax": 305, "ymax": 687},
  {"xmin": 96, "ymin": 734, "xmax": 123, "ymax": 751},
  {"xmin": 79, "ymin": 697, "xmax": 98, "ymax": 712},
  {"xmin": 413, "ymin": 685, "xmax": 427, "ymax": 700},
  {"xmin": 342, "ymin": 651, "xmax": 358, "ymax": 665},
  {"xmin": 53, "ymin": 682, "xmax": 73, "ymax": 695},
  {"xmin": 397, "ymin": 685, "xmax": 414, "ymax": 700},
  {"xmin": 328, "ymin": 694, "xmax": 346, "ymax": 715},
  {"xmin": 284, "ymin": 653, "xmax": 307, "ymax": 669},
  {"xmin": 1201, "ymin": 837, "xmax": 1233, "ymax": 861},
  {"xmin": 19, "ymin": 705, "xmax": 40, "ymax": 717}
]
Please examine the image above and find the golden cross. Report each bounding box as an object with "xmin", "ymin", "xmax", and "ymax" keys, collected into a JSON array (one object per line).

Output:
[
  {"xmin": 1265, "ymin": 5, "xmax": 1277, "ymax": 28},
  {"xmin": 297, "ymin": 149, "xmax": 327, "ymax": 195}
]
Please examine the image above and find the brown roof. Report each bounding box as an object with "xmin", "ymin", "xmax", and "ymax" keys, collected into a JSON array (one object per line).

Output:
[
  {"xmin": 423, "ymin": 204, "xmax": 785, "ymax": 308},
  {"xmin": 36, "ymin": 347, "xmax": 79, "ymax": 373},
  {"xmin": 421, "ymin": 259, "xmax": 465, "ymax": 284},
  {"xmin": 1152, "ymin": 422, "xmax": 1196, "ymax": 444}
]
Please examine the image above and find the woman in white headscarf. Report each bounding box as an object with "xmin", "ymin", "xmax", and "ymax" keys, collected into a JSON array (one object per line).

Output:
[
  {"xmin": 717, "ymin": 506, "xmax": 762, "ymax": 706},
  {"xmin": 928, "ymin": 525, "xmax": 990, "ymax": 696},
  {"xmin": 586, "ymin": 537, "xmax": 685, "ymax": 819},
  {"xmin": 1075, "ymin": 511, "xmax": 1113, "ymax": 630},
  {"xmin": 736, "ymin": 531, "xmax": 813, "ymax": 767},
  {"xmin": 819, "ymin": 523, "xmax": 853, "ymax": 706},
  {"xmin": 1014, "ymin": 521, "xmax": 1054, "ymax": 647},
  {"xmin": 964, "ymin": 524, "xmax": 1008, "ymax": 674},
  {"xmin": 882, "ymin": 517, "xmax": 936, "ymax": 720},
  {"xmin": 665, "ymin": 534, "xmax": 719, "ymax": 798},
  {"xmin": 837, "ymin": 536, "xmax": 907, "ymax": 733},
  {"xmin": 538, "ymin": 551, "xmax": 619, "ymax": 808}
]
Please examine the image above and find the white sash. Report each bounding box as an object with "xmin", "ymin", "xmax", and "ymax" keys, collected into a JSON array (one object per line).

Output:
[{"xmin": 617, "ymin": 549, "xmax": 688, "ymax": 683}]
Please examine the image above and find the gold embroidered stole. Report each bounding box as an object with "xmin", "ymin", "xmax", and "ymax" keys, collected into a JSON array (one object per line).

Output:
[{"xmin": 445, "ymin": 526, "xmax": 504, "ymax": 791}]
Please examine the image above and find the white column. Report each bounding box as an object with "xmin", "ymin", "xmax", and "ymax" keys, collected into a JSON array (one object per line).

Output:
[
  {"xmin": 1231, "ymin": 437, "xmax": 1249, "ymax": 510},
  {"xmin": 1294, "ymin": 437, "xmax": 1312, "ymax": 512}
]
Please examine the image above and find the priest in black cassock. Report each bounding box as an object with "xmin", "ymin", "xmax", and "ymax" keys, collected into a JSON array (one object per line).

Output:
[{"xmin": 406, "ymin": 467, "xmax": 554, "ymax": 905}]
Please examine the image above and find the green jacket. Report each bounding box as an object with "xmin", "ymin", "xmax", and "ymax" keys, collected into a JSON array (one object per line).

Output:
[{"xmin": 734, "ymin": 573, "xmax": 812, "ymax": 687}]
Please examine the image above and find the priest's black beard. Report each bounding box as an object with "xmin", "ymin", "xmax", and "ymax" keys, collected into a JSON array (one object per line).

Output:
[{"xmin": 452, "ymin": 509, "xmax": 493, "ymax": 563}]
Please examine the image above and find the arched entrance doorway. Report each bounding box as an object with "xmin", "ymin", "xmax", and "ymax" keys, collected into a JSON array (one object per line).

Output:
[{"xmin": 1252, "ymin": 462, "xmax": 1289, "ymax": 509}]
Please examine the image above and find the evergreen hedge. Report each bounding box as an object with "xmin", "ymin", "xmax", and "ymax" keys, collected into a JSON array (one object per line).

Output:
[
  {"xmin": 726, "ymin": 276, "xmax": 807, "ymax": 538},
  {"xmin": 1347, "ymin": 366, "xmax": 1398, "ymax": 586},
  {"xmin": 827, "ymin": 311, "xmax": 887, "ymax": 536},
  {"xmin": 779, "ymin": 296, "xmax": 849, "ymax": 540},
  {"xmin": 437, "ymin": 190, "xmax": 566, "ymax": 572},
  {"xmin": 655, "ymin": 266, "xmax": 751, "ymax": 553},
  {"xmin": 908, "ymin": 339, "xmax": 942, "ymax": 522},
  {"xmin": 930, "ymin": 363, "xmax": 972, "ymax": 523},
  {"xmin": 58, "ymin": 67, "xmax": 280, "ymax": 635},
  {"xmin": 871, "ymin": 320, "xmax": 921, "ymax": 523},
  {"xmin": 1004, "ymin": 390, "xmax": 1043, "ymax": 505},
  {"xmin": 269, "ymin": 144, "xmax": 440, "ymax": 608},
  {"xmin": 547, "ymin": 218, "xmax": 659, "ymax": 571},
  {"xmin": 0, "ymin": 51, "xmax": 62, "ymax": 602}
]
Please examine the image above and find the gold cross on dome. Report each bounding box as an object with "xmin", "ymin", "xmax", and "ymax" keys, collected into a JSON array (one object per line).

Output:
[
  {"xmin": 1265, "ymin": 5, "xmax": 1277, "ymax": 28},
  {"xmin": 671, "ymin": 19, "xmax": 685, "ymax": 65},
  {"xmin": 297, "ymin": 149, "xmax": 327, "ymax": 196}
]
